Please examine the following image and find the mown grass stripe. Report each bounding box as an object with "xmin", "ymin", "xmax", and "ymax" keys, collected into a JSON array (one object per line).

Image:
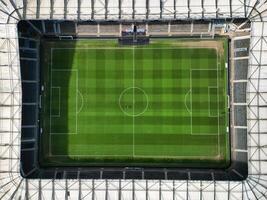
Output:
[{"xmin": 41, "ymin": 39, "xmax": 230, "ymax": 168}]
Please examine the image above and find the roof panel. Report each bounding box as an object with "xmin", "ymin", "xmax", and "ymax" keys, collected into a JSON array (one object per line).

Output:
[
  {"xmin": 53, "ymin": 0, "xmax": 65, "ymax": 19},
  {"xmin": 121, "ymin": 0, "xmax": 133, "ymax": 19},
  {"xmin": 252, "ymin": 22, "xmax": 264, "ymax": 36},
  {"xmin": 80, "ymin": 0, "xmax": 91, "ymax": 19},
  {"xmin": 232, "ymin": 0, "xmax": 245, "ymax": 17},
  {"xmin": 259, "ymin": 107, "xmax": 267, "ymax": 120},
  {"xmin": 24, "ymin": 0, "xmax": 37, "ymax": 19},
  {"xmin": 176, "ymin": 0, "xmax": 188, "ymax": 18},
  {"xmin": 261, "ymin": 52, "xmax": 267, "ymax": 65},
  {"xmin": 108, "ymin": 0, "xmax": 119, "ymax": 19},
  {"xmin": 163, "ymin": 0, "xmax": 174, "ymax": 18},
  {"xmin": 204, "ymin": 0, "xmax": 216, "ymax": 18},
  {"xmin": 190, "ymin": 0, "xmax": 202, "ymax": 18},
  {"xmin": 39, "ymin": 0, "xmax": 51, "ymax": 18},
  {"xmin": 94, "ymin": 0, "xmax": 106, "ymax": 19},
  {"xmin": 135, "ymin": 0, "xmax": 146, "ymax": 19},
  {"xmin": 149, "ymin": 0, "xmax": 161, "ymax": 18},
  {"xmin": 68, "ymin": 0, "xmax": 79, "ymax": 19},
  {"xmin": 218, "ymin": 0, "xmax": 231, "ymax": 17}
]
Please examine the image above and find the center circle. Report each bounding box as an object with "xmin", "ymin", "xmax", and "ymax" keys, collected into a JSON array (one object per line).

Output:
[{"xmin": 119, "ymin": 87, "xmax": 149, "ymax": 117}]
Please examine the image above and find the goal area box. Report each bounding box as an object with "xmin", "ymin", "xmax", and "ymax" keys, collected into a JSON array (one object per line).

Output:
[{"xmin": 18, "ymin": 20, "xmax": 249, "ymax": 180}]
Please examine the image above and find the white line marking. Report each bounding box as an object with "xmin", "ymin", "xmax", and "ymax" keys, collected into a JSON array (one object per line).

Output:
[
  {"xmin": 184, "ymin": 89, "xmax": 192, "ymax": 114},
  {"xmin": 77, "ymin": 90, "xmax": 84, "ymax": 114},
  {"xmin": 48, "ymin": 46, "xmax": 227, "ymax": 159}
]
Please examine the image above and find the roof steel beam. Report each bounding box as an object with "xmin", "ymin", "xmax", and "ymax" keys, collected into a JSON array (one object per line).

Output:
[
  {"xmin": 52, "ymin": 179, "xmax": 55, "ymax": 200},
  {"xmin": 248, "ymin": 1, "xmax": 262, "ymax": 21},
  {"xmin": 188, "ymin": 0, "xmax": 190, "ymax": 18},
  {"xmin": 215, "ymin": 0, "xmax": 218, "ymax": 18},
  {"xmin": 214, "ymin": 181, "xmax": 216, "ymax": 200},
  {"xmin": 77, "ymin": 0, "xmax": 81, "ymax": 20},
  {"xmin": 0, "ymin": 7, "xmax": 19, "ymax": 22},
  {"xmin": 118, "ymin": 0, "xmax": 121, "ymax": 19},
  {"xmin": 174, "ymin": 0, "xmax": 176, "ymax": 19},
  {"xmin": 146, "ymin": 0, "xmax": 149, "ymax": 19},
  {"xmin": 22, "ymin": 0, "xmax": 26, "ymax": 19},
  {"xmin": 159, "ymin": 180, "xmax": 162, "ymax": 200},
  {"xmin": 50, "ymin": 0, "xmax": 54, "ymax": 19},
  {"xmin": 118, "ymin": 179, "xmax": 121, "ymax": 200},
  {"xmin": 229, "ymin": 0, "xmax": 232, "ymax": 18},
  {"xmin": 132, "ymin": 0, "xmax": 135, "ymax": 19},
  {"xmin": 25, "ymin": 179, "xmax": 29, "ymax": 200},
  {"xmin": 64, "ymin": 0, "xmax": 67, "ymax": 19},
  {"xmin": 146, "ymin": 180, "xmax": 148, "ymax": 200},
  {"xmin": 8, "ymin": 179, "xmax": 23, "ymax": 200},
  {"xmin": 132, "ymin": 179, "xmax": 135, "ymax": 200},
  {"xmin": 78, "ymin": 172, "xmax": 81, "ymax": 200},
  {"xmin": 36, "ymin": 0, "xmax": 40, "ymax": 18},
  {"xmin": 201, "ymin": 0, "xmax": 204, "ymax": 18},
  {"xmin": 244, "ymin": 0, "xmax": 247, "ymax": 17},
  {"xmin": 38, "ymin": 180, "xmax": 42, "ymax": 200},
  {"xmin": 92, "ymin": 179, "xmax": 95, "ymax": 200},
  {"xmin": 105, "ymin": 0, "xmax": 108, "ymax": 19},
  {"xmin": 172, "ymin": 181, "xmax": 175, "ymax": 200},
  {"xmin": 160, "ymin": 0, "xmax": 163, "ymax": 19},
  {"xmin": 91, "ymin": 0, "xmax": 95, "ymax": 20},
  {"xmin": 105, "ymin": 180, "xmax": 108, "ymax": 200},
  {"xmin": 9, "ymin": 0, "xmax": 22, "ymax": 19},
  {"xmin": 65, "ymin": 174, "xmax": 68, "ymax": 200}
]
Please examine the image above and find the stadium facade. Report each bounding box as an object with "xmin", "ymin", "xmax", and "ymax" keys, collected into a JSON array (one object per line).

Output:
[{"xmin": 0, "ymin": 0, "xmax": 267, "ymax": 199}]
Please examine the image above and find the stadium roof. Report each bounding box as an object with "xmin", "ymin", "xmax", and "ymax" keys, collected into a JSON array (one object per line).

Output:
[{"xmin": 0, "ymin": 0, "xmax": 267, "ymax": 199}]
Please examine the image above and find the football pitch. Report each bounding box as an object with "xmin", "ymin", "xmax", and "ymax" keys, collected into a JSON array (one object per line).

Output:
[{"xmin": 40, "ymin": 38, "xmax": 230, "ymax": 168}]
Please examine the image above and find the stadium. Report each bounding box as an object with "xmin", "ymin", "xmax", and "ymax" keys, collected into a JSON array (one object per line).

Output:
[{"xmin": 0, "ymin": 0, "xmax": 266, "ymax": 199}]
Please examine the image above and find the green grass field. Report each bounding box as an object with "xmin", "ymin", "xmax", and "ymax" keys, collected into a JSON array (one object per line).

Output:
[{"xmin": 40, "ymin": 38, "xmax": 230, "ymax": 168}]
